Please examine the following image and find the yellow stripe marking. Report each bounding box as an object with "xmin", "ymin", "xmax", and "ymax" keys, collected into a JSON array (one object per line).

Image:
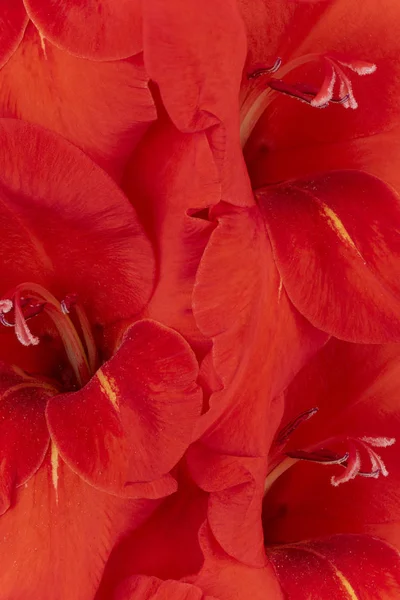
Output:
[
  {"xmin": 318, "ymin": 203, "xmax": 365, "ymax": 263},
  {"xmin": 294, "ymin": 544, "xmax": 359, "ymax": 600},
  {"xmin": 97, "ymin": 370, "xmax": 120, "ymax": 412},
  {"xmin": 51, "ymin": 443, "xmax": 59, "ymax": 504}
]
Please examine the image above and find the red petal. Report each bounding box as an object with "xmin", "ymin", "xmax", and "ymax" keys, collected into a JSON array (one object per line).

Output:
[
  {"xmin": 0, "ymin": 119, "xmax": 154, "ymax": 325},
  {"xmin": 0, "ymin": 0, "xmax": 28, "ymax": 68},
  {"xmin": 0, "ymin": 362, "xmax": 51, "ymax": 514},
  {"xmin": 46, "ymin": 320, "xmax": 202, "ymax": 496},
  {"xmin": 0, "ymin": 25, "xmax": 156, "ymax": 179},
  {"xmin": 187, "ymin": 445, "xmax": 267, "ymax": 567},
  {"xmin": 269, "ymin": 535, "xmax": 400, "ymax": 599},
  {"xmin": 189, "ymin": 524, "xmax": 284, "ymax": 600},
  {"xmin": 258, "ymin": 171, "xmax": 400, "ymax": 343},
  {"xmin": 193, "ymin": 203, "xmax": 327, "ymax": 455},
  {"xmin": 124, "ymin": 118, "xmax": 219, "ymax": 345},
  {"xmin": 24, "ymin": 0, "xmax": 142, "ymax": 60},
  {"xmin": 142, "ymin": 0, "xmax": 246, "ymax": 132},
  {"xmin": 0, "ymin": 453, "xmax": 157, "ymax": 599},
  {"xmin": 96, "ymin": 472, "xmax": 208, "ymax": 598},
  {"xmin": 114, "ymin": 576, "xmax": 216, "ymax": 600}
]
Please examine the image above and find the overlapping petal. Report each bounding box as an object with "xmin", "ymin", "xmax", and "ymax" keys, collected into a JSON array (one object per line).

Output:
[
  {"xmin": 123, "ymin": 118, "xmax": 219, "ymax": 345},
  {"xmin": 24, "ymin": 0, "xmax": 142, "ymax": 60},
  {"xmin": 0, "ymin": 25, "xmax": 156, "ymax": 179},
  {"xmin": 46, "ymin": 320, "xmax": 202, "ymax": 497},
  {"xmin": 193, "ymin": 202, "xmax": 327, "ymax": 455},
  {"xmin": 96, "ymin": 470, "xmax": 208, "ymax": 598},
  {"xmin": 257, "ymin": 170, "xmax": 400, "ymax": 343},
  {"xmin": 0, "ymin": 362, "xmax": 52, "ymax": 514},
  {"xmin": 0, "ymin": 119, "xmax": 154, "ymax": 326},
  {"xmin": 187, "ymin": 445, "xmax": 267, "ymax": 567},
  {"xmin": 189, "ymin": 524, "xmax": 283, "ymax": 600},
  {"xmin": 0, "ymin": 454, "xmax": 157, "ymax": 600},
  {"xmin": 269, "ymin": 535, "xmax": 400, "ymax": 599},
  {"xmin": 142, "ymin": 0, "xmax": 246, "ymax": 133}
]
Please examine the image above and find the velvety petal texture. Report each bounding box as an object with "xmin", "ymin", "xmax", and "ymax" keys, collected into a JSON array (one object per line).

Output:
[
  {"xmin": 124, "ymin": 118, "xmax": 219, "ymax": 345},
  {"xmin": 46, "ymin": 320, "xmax": 202, "ymax": 496},
  {"xmin": 193, "ymin": 202, "xmax": 327, "ymax": 455},
  {"xmin": 24, "ymin": 0, "xmax": 143, "ymax": 60},
  {"xmin": 0, "ymin": 363, "xmax": 52, "ymax": 514},
  {"xmin": 0, "ymin": 25, "xmax": 156, "ymax": 179},
  {"xmin": 0, "ymin": 455, "xmax": 157, "ymax": 600},
  {"xmin": 257, "ymin": 171, "xmax": 400, "ymax": 343},
  {"xmin": 142, "ymin": 0, "xmax": 246, "ymax": 132},
  {"xmin": 269, "ymin": 535, "xmax": 400, "ymax": 600},
  {"xmin": 0, "ymin": 0, "xmax": 28, "ymax": 68}
]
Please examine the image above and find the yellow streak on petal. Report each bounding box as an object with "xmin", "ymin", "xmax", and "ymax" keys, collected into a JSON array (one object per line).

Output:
[
  {"xmin": 334, "ymin": 568, "xmax": 359, "ymax": 600},
  {"xmin": 294, "ymin": 544, "xmax": 359, "ymax": 600},
  {"xmin": 319, "ymin": 203, "xmax": 365, "ymax": 262},
  {"xmin": 97, "ymin": 370, "xmax": 120, "ymax": 412},
  {"xmin": 51, "ymin": 443, "xmax": 59, "ymax": 504}
]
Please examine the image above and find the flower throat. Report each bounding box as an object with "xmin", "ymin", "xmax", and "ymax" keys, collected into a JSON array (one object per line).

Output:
[{"xmin": 0, "ymin": 282, "xmax": 97, "ymax": 389}]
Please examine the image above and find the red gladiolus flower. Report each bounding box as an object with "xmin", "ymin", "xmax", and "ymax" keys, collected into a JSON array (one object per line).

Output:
[
  {"xmin": 1, "ymin": 0, "xmax": 400, "ymax": 598},
  {"xmin": 0, "ymin": 119, "xmax": 203, "ymax": 598}
]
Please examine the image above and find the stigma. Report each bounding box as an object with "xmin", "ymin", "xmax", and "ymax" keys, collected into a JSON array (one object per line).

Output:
[
  {"xmin": 0, "ymin": 282, "xmax": 97, "ymax": 388},
  {"xmin": 264, "ymin": 408, "xmax": 395, "ymax": 494}
]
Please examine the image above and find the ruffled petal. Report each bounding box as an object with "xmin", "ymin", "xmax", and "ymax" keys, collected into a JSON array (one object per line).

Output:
[
  {"xmin": 258, "ymin": 171, "xmax": 400, "ymax": 343},
  {"xmin": 0, "ymin": 362, "xmax": 51, "ymax": 514},
  {"xmin": 190, "ymin": 524, "xmax": 283, "ymax": 600},
  {"xmin": 0, "ymin": 25, "xmax": 156, "ymax": 179},
  {"xmin": 187, "ymin": 445, "xmax": 267, "ymax": 567},
  {"xmin": 0, "ymin": 119, "xmax": 154, "ymax": 325},
  {"xmin": 24, "ymin": 0, "xmax": 142, "ymax": 60},
  {"xmin": 0, "ymin": 453, "xmax": 157, "ymax": 600},
  {"xmin": 269, "ymin": 535, "xmax": 400, "ymax": 599},
  {"xmin": 124, "ymin": 118, "xmax": 219, "ymax": 345},
  {"xmin": 46, "ymin": 320, "xmax": 202, "ymax": 496},
  {"xmin": 96, "ymin": 471, "xmax": 208, "ymax": 598},
  {"xmin": 0, "ymin": 0, "xmax": 28, "ymax": 68},
  {"xmin": 193, "ymin": 203, "xmax": 327, "ymax": 455},
  {"xmin": 142, "ymin": 0, "xmax": 246, "ymax": 133}
]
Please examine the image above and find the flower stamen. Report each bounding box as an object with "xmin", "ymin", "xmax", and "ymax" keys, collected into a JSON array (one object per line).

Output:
[
  {"xmin": 265, "ymin": 407, "xmax": 395, "ymax": 494},
  {"xmin": 0, "ymin": 283, "xmax": 95, "ymax": 387}
]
